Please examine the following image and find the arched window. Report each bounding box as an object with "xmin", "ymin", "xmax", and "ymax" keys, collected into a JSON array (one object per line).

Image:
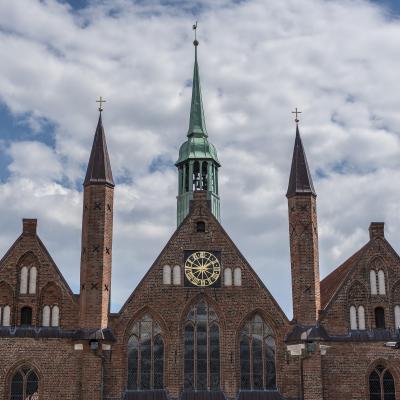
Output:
[
  {"xmin": 184, "ymin": 301, "xmax": 220, "ymax": 391},
  {"xmin": 42, "ymin": 306, "xmax": 50, "ymax": 327},
  {"xmin": 350, "ymin": 306, "xmax": 357, "ymax": 330},
  {"xmin": 202, "ymin": 162, "xmax": 208, "ymax": 191},
  {"xmin": 378, "ymin": 270, "xmax": 386, "ymax": 295},
  {"xmin": 394, "ymin": 305, "xmax": 400, "ymax": 330},
  {"xmin": 375, "ymin": 307, "xmax": 386, "ymax": 329},
  {"xmin": 369, "ymin": 365, "xmax": 395, "ymax": 400},
  {"xmin": 240, "ymin": 314, "xmax": 276, "ymax": 390},
  {"xmin": 21, "ymin": 307, "xmax": 32, "ymax": 326},
  {"xmin": 10, "ymin": 366, "xmax": 39, "ymax": 400},
  {"xmin": 0, "ymin": 305, "xmax": 11, "ymax": 326},
  {"xmin": 234, "ymin": 268, "xmax": 242, "ymax": 286},
  {"xmin": 28, "ymin": 267, "xmax": 37, "ymax": 294},
  {"xmin": 127, "ymin": 314, "xmax": 164, "ymax": 390},
  {"xmin": 51, "ymin": 305, "xmax": 60, "ymax": 327},
  {"xmin": 173, "ymin": 266, "xmax": 181, "ymax": 285},
  {"xmin": 163, "ymin": 265, "xmax": 171, "ymax": 285},
  {"xmin": 370, "ymin": 270, "xmax": 378, "ymax": 295},
  {"xmin": 224, "ymin": 268, "xmax": 232, "ymax": 286},
  {"xmin": 358, "ymin": 305, "xmax": 366, "ymax": 330},
  {"xmin": 20, "ymin": 267, "xmax": 28, "ymax": 295}
]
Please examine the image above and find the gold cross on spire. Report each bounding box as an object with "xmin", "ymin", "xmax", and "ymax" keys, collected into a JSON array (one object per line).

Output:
[
  {"xmin": 292, "ymin": 107, "xmax": 302, "ymax": 124},
  {"xmin": 96, "ymin": 96, "xmax": 106, "ymax": 112},
  {"xmin": 193, "ymin": 21, "xmax": 199, "ymax": 46}
]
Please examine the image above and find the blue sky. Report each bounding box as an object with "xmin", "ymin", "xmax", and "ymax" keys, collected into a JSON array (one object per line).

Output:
[{"xmin": 1, "ymin": 0, "xmax": 400, "ymax": 316}]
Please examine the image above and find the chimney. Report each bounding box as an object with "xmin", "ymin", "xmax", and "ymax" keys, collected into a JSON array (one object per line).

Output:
[
  {"xmin": 369, "ymin": 222, "xmax": 384, "ymax": 239},
  {"xmin": 23, "ymin": 219, "xmax": 37, "ymax": 236}
]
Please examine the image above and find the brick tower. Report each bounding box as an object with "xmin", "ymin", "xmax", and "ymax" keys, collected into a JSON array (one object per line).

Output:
[
  {"xmin": 79, "ymin": 106, "xmax": 114, "ymax": 329},
  {"xmin": 286, "ymin": 119, "xmax": 320, "ymax": 325}
]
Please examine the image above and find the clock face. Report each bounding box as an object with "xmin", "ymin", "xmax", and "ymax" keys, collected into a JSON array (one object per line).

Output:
[{"xmin": 184, "ymin": 251, "xmax": 221, "ymax": 287}]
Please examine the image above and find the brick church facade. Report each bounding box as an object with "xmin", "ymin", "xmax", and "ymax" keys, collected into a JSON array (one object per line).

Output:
[{"xmin": 0, "ymin": 37, "xmax": 400, "ymax": 400}]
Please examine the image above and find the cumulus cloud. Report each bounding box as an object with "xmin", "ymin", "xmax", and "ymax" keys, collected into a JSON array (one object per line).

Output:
[{"xmin": 0, "ymin": 0, "xmax": 399, "ymax": 316}]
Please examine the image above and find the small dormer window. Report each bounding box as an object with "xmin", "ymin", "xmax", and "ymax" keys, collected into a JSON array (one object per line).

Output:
[{"xmin": 196, "ymin": 221, "xmax": 205, "ymax": 232}]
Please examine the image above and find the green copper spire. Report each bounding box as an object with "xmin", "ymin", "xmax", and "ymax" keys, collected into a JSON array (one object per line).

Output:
[
  {"xmin": 175, "ymin": 25, "xmax": 221, "ymax": 226},
  {"xmin": 188, "ymin": 40, "xmax": 207, "ymax": 137}
]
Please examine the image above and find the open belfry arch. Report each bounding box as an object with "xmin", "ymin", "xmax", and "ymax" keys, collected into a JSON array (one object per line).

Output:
[{"xmin": 0, "ymin": 24, "xmax": 400, "ymax": 400}]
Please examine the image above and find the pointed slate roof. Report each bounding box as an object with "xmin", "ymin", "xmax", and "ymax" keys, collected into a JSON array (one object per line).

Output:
[
  {"xmin": 286, "ymin": 124, "xmax": 316, "ymax": 197},
  {"xmin": 84, "ymin": 113, "xmax": 114, "ymax": 187},
  {"xmin": 187, "ymin": 41, "xmax": 207, "ymax": 138}
]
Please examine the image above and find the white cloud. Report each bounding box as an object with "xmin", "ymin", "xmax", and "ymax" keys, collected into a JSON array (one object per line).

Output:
[{"xmin": 0, "ymin": 0, "xmax": 399, "ymax": 316}]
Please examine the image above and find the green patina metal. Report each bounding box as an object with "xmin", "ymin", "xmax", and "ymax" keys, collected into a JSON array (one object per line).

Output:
[
  {"xmin": 188, "ymin": 43, "xmax": 207, "ymax": 138},
  {"xmin": 176, "ymin": 38, "xmax": 221, "ymax": 226}
]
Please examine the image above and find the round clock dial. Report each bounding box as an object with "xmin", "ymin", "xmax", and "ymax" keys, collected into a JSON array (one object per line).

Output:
[{"xmin": 185, "ymin": 251, "xmax": 221, "ymax": 287}]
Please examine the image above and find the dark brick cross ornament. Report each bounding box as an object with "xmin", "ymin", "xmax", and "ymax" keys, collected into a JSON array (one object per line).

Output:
[{"xmin": 292, "ymin": 107, "xmax": 302, "ymax": 124}]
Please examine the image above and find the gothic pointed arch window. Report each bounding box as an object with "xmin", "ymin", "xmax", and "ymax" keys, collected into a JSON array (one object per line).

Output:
[
  {"xmin": 240, "ymin": 314, "xmax": 276, "ymax": 390},
  {"xmin": 10, "ymin": 366, "xmax": 39, "ymax": 400},
  {"xmin": 369, "ymin": 365, "xmax": 395, "ymax": 400},
  {"xmin": 127, "ymin": 314, "xmax": 164, "ymax": 390},
  {"xmin": 184, "ymin": 300, "xmax": 220, "ymax": 391}
]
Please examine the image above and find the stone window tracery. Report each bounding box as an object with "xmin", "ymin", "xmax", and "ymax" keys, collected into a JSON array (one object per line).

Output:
[
  {"xmin": 10, "ymin": 366, "xmax": 39, "ymax": 400},
  {"xmin": 184, "ymin": 300, "xmax": 220, "ymax": 391},
  {"xmin": 127, "ymin": 314, "xmax": 164, "ymax": 390},
  {"xmin": 240, "ymin": 314, "xmax": 276, "ymax": 390},
  {"xmin": 369, "ymin": 365, "xmax": 395, "ymax": 400}
]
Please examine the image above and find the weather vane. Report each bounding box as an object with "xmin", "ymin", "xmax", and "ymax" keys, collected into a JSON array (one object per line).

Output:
[
  {"xmin": 96, "ymin": 96, "xmax": 106, "ymax": 112},
  {"xmin": 193, "ymin": 21, "xmax": 199, "ymax": 46},
  {"xmin": 292, "ymin": 107, "xmax": 302, "ymax": 124}
]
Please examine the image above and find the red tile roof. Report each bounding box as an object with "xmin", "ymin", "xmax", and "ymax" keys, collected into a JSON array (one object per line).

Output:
[{"xmin": 320, "ymin": 244, "xmax": 368, "ymax": 309}]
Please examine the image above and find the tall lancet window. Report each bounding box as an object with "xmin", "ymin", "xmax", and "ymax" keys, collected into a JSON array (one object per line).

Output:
[
  {"xmin": 127, "ymin": 314, "xmax": 164, "ymax": 390},
  {"xmin": 184, "ymin": 300, "xmax": 220, "ymax": 391},
  {"xmin": 240, "ymin": 314, "xmax": 276, "ymax": 390}
]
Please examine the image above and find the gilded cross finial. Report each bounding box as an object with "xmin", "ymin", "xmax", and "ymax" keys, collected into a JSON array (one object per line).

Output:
[
  {"xmin": 193, "ymin": 21, "xmax": 199, "ymax": 46},
  {"xmin": 96, "ymin": 96, "xmax": 106, "ymax": 112},
  {"xmin": 292, "ymin": 107, "xmax": 302, "ymax": 124}
]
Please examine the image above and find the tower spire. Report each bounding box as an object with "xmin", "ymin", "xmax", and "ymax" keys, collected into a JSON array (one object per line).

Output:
[
  {"xmin": 175, "ymin": 25, "xmax": 220, "ymax": 226},
  {"xmin": 84, "ymin": 101, "xmax": 114, "ymax": 187},
  {"xmin": 286, "ymin": 111, "xmax": 320, "ymax": 325},
  {"xmin": 286, "ymin": 113, "xmax": 316, "ymax": 198},
  {"xmin": 188, "ymin": 22, "xmax": 207, "ymax": 138},
  {"xmin": 80, "ymin": 101, "xmax": 115, "ymax": 329}
]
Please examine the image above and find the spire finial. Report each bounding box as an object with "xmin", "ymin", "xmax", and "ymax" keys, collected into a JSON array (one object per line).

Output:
[
  {"xmin": 96, "ymin": 96, "xmax": 106, "ymax": 113},
  {"xmin": 292, "ymin": 107, "xmax": 302, "ymax": 124},
  {"xmin": 193, "ymin": 21, "xmax": 199, "ymax": 46}
]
